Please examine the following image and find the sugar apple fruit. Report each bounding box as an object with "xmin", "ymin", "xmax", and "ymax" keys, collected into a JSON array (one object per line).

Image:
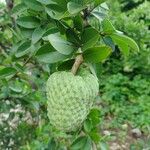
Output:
[{"xmin": 46, "ymin": 69, "xmax": 99, "ymax": 132}]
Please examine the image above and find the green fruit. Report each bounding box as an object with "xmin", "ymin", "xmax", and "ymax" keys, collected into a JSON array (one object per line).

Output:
[{"xmin": 46, "ymin": 69, "xmax": 99, "ymax": 132}]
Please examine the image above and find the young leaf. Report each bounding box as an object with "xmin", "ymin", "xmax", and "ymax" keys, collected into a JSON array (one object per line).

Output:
[
  {"xmin": 24, "ymin": 0, "xmax": 43, "ymax": 11},
  {"xmin": 32, "ymin": 26, "xmax": 46, "ymax": 44},
  {"xmin": 16, "ymin": 16, "xmax": 40, "ymax": 29},
  {"xmin": 37, "ymin": 0, "xmax": 54, "ymax": 5},
  {"xmin": 81, "ymin": 27, "xmax": 100, "ymax": 51},
  {"xmin": 83, "ymin": 46, "xmax": 112, "ymax": 63},
  {"xmin": 48, "ymin": 34, "xmax": 76, "ymax": 55},
  {"xmin": 35, "ymin": 44, "xmax": 68, "ymax": 63},
  {"xmin": 0, "ymin": 67, "xmax": 17, "ymax": 79},
  {"xmin": 110, "ymin": 32, "xmax": 139, "ymax": 52}
]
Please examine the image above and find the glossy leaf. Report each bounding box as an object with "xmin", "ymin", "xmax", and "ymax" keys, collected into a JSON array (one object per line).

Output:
[
  {"xmin": 83, "ymin": 46, "xmax": 112, "ymax": 63},
  {"xmin": 48, "ymin": 34, "xmax": 75, "ymax": 55},
  {"xmin": 16, "ymin": 16, "xmax": 40, "ymax": 29}
]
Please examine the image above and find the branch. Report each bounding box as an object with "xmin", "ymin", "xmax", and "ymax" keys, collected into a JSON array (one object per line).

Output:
[{"xmin": 71, "ymin": 55, "xmax": 83, "ymax": 75}]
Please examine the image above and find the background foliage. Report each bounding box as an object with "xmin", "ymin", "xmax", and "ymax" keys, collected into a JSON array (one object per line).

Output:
[{"xmin": 0, "ymin": 0, "xmax": 150, "ymax": 149}]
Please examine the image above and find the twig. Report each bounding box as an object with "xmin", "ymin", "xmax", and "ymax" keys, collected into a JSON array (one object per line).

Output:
[{"xmin": 71, "ymin": 55, "xmax": 83, "ymax": 75}]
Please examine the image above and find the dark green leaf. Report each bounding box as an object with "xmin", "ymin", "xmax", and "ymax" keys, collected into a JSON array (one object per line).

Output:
[
  {"xmin": 24, "ymin": 0, "xmax": 43, "ymax": 11},
  {"xmin": 57, "ymin": 59, "xmax": 75, "ymax": 71},
  {"xmin": 48, "ymin": 34, "xmax": 76, "ymax": 55},
  {"xmin": 16, "ymin": 16, "xmax": 40, "ymax": 29},
  {"xmin": 83, "ymin": 46, "xmax": 112, "ymax": 63},
  {"xmin": 81, "ymin": 27, "xmax": 100, "ymax": 51},
  {"xmin": 73, "ymin": 15, "xmax": 83, "ymax": 31},
  {"xmin": 0, "ymin": 67, "xmax": 17, "ymax": 79}
]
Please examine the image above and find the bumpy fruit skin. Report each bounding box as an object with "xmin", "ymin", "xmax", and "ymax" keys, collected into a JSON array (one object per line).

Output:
[{"xmin": 46, "ymin": 69, "xmax": 99, "ymax": 132}]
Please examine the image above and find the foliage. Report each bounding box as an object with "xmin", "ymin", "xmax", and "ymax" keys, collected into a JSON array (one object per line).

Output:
[{"xmin": 0, "ymin": 0, "xmax": 149, "ymax": 150}]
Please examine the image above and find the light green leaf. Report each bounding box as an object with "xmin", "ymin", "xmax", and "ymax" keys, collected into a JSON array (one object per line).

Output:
[
  {"xmin": 24, "ymin": 0, "xmax": 43, "ymax": 11},
  {"xmin": 16, "ymin": 16, "xmax": 40, "ymax": 29},
  {"xmin": 84, "ymin": 119, "xmax": 93, "ymax": 133},
  {"xmin": 110, "ymin": 32, "xmax": 139, "ymax": 53},
  {"xmin": 35, "ymin": 44, "xmax": 68, "ymax": 63},
  {"xmin": 48, "ymin": 34, "xmax": 75, "ymax": 55},
  {"xmin": 81, "ymin": 27, "xmax": 100, "ymax": 51},
  {"xmin": 67, "ymin": 2, "xmax": 86, "ymax": 14},
  {"xmin": 102, "ymin": 19, "xmax": 116, "ymax": 34},
  {"xmin": 32, "ymin": 26, "xmax": 46, "ymax": 44},
  {"xmin": 0, "ymin": 67, "xmax": 17, "ymax": 79},
  {"xmin": 83, "ymin": 46, "xmax": 112, "ymax": 63}
]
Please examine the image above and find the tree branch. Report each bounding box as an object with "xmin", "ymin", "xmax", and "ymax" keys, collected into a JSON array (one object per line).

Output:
[{"xmin": 71, "ymin": 55, "xmax": 83, "ymax": 75}]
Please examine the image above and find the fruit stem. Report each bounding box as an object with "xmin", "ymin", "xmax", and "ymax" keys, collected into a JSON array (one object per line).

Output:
[{"xmin": 71, "ymin": 54, "xmax": 83, "ymax": 75}]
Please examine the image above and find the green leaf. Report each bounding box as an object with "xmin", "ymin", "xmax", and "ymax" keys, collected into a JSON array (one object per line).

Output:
[
  {"xmin": 73, "ymin": 15, "xmax": 83, "ymax": 31},
  {"xmin": 99, "ymin": 142, "xmax": 109, "ymax": 150},
  {"xmin": 24, "ymin": 0, "xmax": 43, "ymax": 11},
  {"xmin": 81, "ymin": 27, "xmax": 100, "ymax": 51},
  {"xmin": 89, "ymin": 132, "xmax": 101, "ymax": 142},
  {"xmin": 48, "ymin": 34, "xmax": 76, "ymax": 55},
  {"xmin": 110, "ymin": 33, "xmax": 139, "ymax": 52},
  {"xmin": 88, "ymin": 108, "xmax": 101, "ymax": 127},
  {"xmin": 35, "ymin": 43, "xmax": 68, "ymax": 63},
  {"xmin": 32, "ymin": 26, "xmax": 46, "ymax": 44},
  {"xmin": 102, "ymin": 19, "xmax": 116, "ymax": 34},
  {"xmin": 45, "ymin": 4, "xmax": 69, "ymax": 20},
  {"xmin": 16, "ymin": 16, "xmax": 40, "ymax": 29},
  {"xmin": 71, "ymin": 136, "xmax": 92, "ymax": 150},
  {"xmin": 83, "ymin": 46, "xmax": 112, "ymax": 63},
  {"xmin": 12, "ymin": 3, "xmax": 27, "ymax": 15},
  {"xmin": 58, "ymin": 59, "xmax": 75, "ymax": 71},
  {"xmin": 84, "ymin": 119, "xmax": 93, "ymax": 133},
  {"xmin": 15, "ymin": 41, "xmax": 31, "ymax": 58},
  {"xmin": 91, "ymin": 3, "xmax": 108, "ymax": 22},
  {"xmin": 0, "ymin": 67, "xmax": 17, "ymax": 79},
  {"xmin": 36, "ymin": 0, "xmax": 54, "ymax": 5},
  {"xmin": 67, "ymin": 2, "xmax": 86, "ymax": 14}
]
